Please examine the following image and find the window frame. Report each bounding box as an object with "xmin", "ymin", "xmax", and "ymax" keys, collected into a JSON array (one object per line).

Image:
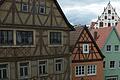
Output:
[
  {"xmin": 38, "ymin": 60, "xmax": 48, "ymax": 76},
  {"xmin": 114, "ymin": 45, "xmax": 119, "ymax": 52},
  {"xmin": 0, "ymin": 63, "xmax": 9, "ymax": 80},
  {"xmin": 0, "ymin": 30, "xmax": 14, "ymax": 46},
  {"xmin": 109, "ymin": 61, "xmax": 116, "ymax": 69},
  {"xmin": 39, "ymin": 0, "xmax": 46, "ymax": 14},
  {"xmin": 75, "ymin": 65, "xmax": 85, "ymax": 77},
  {"xmin": 16, "ymin": 30, "xmax": 34, "ymax": 46},
  {"xmin": 48, "ymin": 31, "xmax": 63, "ymax": 46},
  {"xmin": 83, "ymin": 44, "xmax": 89, "ymax": 53},
  {"xmin": 106, "ymin": 45, "xmax": 112, "ymax": 52},
  {"xmin": 21, "ymin": 3, "xmax": 29, "ymax": 12},
  {"xmin": 87, "ymin": 65, "xmax": 97, "ymax": 76},
  {"xmin": 54, "ymin": 58, "xmax": 64, "ymax": 73},
  {"xmin": 18, "ymin": 61, "xmax": 30, "ymax": 80}
]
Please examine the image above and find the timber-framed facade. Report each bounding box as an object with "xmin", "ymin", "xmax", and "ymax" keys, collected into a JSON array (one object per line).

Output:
[
  {"xmin": 70, "ymin": 26, "xmax": 104, "ymax": 80},
  {"xmin": 0, "ymin": 0, "xmax": 74, "ymax": 80}
]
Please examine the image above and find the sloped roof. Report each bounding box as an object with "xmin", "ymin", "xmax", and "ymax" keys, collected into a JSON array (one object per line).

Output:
[
  {"xmin": 90, "ymin": 27, "xmax": 112, "ymax": 49},
  {"xmin": 70, "ymin": 27, "xmax": 83, "ymax": 46},
  {"xmin": 0, "ymin": 0, "xmax": 75, "ymax": 31}
]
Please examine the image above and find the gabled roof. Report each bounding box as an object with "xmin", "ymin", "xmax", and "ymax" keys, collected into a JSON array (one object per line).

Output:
[
  {"xmin": 0, "ymin": 0, "xmax": 75, "ymax": 31},
  {"xmin": 52, "ymin": 0, "xmax": 75, "ymax": 31},
  {"xmin": 70, "ymin": 27, "xmax": 83, "ymax": 46},
  {"xmin": 96, "ymin": 2, "xmax": 120, "ymax": 23},
  {"xmin": 70, "ymin": 26, "xmax": 104, "ymax": 62},
  {"xmin": 90, "ymin": 27, "xmax": 113, "ymax": 49}
]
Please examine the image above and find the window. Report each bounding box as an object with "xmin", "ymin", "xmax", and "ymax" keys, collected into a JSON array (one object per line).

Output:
[
  {"xmin": 110, "ymin": 61, "xmax": 115, "ymax": 69},
  {"xmin": 106, "ymin": 45, "xmax": 112, "ymax": 52},
  {"xmin": 39, "ymin": 60, "xmax": 47, "ymax": 75},
  {"xmin": 106, "ymin": 76, "xmax": 118, "ymax": 80},
  {"xmin": 83, "ymin": 44, "xmax": 89, "ymax": 53},
  {"xmin": 39, "ymin": 0, "xmax": 46, "ymax": 14},
  {"xmin": 114, "ymin": 45, "xmax": 119, "ymax": 51},
  {"xmin": 16, "ymin": 31, "xmax": 33, "ymax": 45},
  {"xmin": 0, "ymin": 64, "xmax": 8, "ymax": 79},
  {"xmin": 0, "ymin": 30, "xmax": 13, "ymax": 45},
  {"xmin": 118, "ymin": 61, "xmax": 120, "ymax": 68},
  {"xmin": 105, "ymin": 16, "xmax": 107, "ymax": 19},
  {"xmin": 55, "ymin": 59, "xmax": 63, "ymax": 72},
  {"xmin": 19, "ymin": 62, "xmax": 29, "ymax": 80},
  {"xmin": 108, "ymin": 23, "xmax": 111, "ymax": 26},
  {"xmin": 99, "ymin": 22, "xmax": 103, "ymax": 27},
  {"xmin": 112, "ymin": 16, "xmax": 114, "ymax": 20},
  {"xmin": 115, "ymin": 22, "xmax": 118, "ymax": 26},
  {"xmin": 21, "ymin": 3, "xmax": 28, "ymax": 12},
  {"xmin": 87, "ymin": 65, "xmax": 96, "ymax": 75},
  {"xmin": 108, "ymin": 10, "xmax": 111, "ymax": 14},
  {"xmin": 103, "ymin": 61, "xmax": 105, "ymax": 68},
  {"xmin": 75, "ymin": 65, "xmax": 85, "ymax": 76},
  {"xmin": 49, "ymin": 32, "xmax": 62, "ymax": 45}
]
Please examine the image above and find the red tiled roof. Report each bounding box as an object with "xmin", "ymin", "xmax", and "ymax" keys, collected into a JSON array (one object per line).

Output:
[
  {"xmin": 70, "ymin": 27, "xmax": 83, "ymax": 46},
  {"xmin": 90, "ymin": 27, "xmax": 112, "ymax": 49}
]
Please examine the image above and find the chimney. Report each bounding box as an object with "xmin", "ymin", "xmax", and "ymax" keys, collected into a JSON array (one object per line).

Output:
[{"xmin": 94, "ymin": 31, "xmax": 98, "ymax": 41}]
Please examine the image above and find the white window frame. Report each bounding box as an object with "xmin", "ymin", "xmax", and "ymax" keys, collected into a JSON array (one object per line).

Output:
[
  {"xmin": 83, "ymin": 44, "xmax": 89, "ymax": 53},
  {"xmin": 109, "ymin": 61, "xmax": 116, "ymax": 69},
  {"xmin": 106, "ymin": 45, "xmax": 112, "ymax": 52},
  {"xmin": 106, "ymin": 76, "xmax": 118, "ymax": 80},
  {"xmin": 75, "ymin": 65, "xmax": 85, "ymax": 77},
  {"xmin": 22, "ymin": 3, "xmax": 28, "ymax": 12},
  {"xmin": 114, "ymin": 45, "xmax": 119, "ymax": 52},
  {"xmin": 87, "ymin": 65, "xmax": 97, "ymax": 76},
  {"xmin": 18, "ymin": 61, "xmax": 30, "ymax": 80},
  {"xmin": 54, "ymin": 58, "xmax": 64, "ymax": 73},
  {"xmin": 0, "ymin": 63, "xmax": 9, "ymax": 80},
  {"xmin": 38, "ymin": 60, "xmax": 48, "ymax": 76}
]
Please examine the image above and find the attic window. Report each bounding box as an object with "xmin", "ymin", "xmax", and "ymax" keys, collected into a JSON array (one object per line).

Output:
[
  {"xmin": 21, "ymin": 3, "xmax": 29, "ymax": 12},
  {"xmin": 39, "ymin": 0, "xmax": 46, "ymax": 14},
  {"xmin": 83, "ymin": 44, "xmax": 89, "ymax": 53},
  {"xmin": 108, "ymin": 10, "xmax": 111, "ymax": 14}
]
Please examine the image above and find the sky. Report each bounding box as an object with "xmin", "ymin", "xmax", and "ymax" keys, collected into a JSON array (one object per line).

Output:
[{"xmin": 57, "ymin": 0, "xmax": 120, "ymax": 25}]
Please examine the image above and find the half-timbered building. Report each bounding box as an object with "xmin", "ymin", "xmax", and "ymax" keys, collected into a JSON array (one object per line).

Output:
[
  {"xmin": 70, "ymin": 26, "xmax": 104, "ymax": 80},
  {"xmin": 0, "ymin": 0, "xmax": 74, "ymax": 80}
]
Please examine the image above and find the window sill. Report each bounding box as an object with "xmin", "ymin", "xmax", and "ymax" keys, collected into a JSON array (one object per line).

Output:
[
  {"xmin": 39, "ymin": 73, "xmax": 48, "ymax": 77},
  {"xmin": 48, "ymin": 44, "xmax": 63, "ymax": 47},
  {"xmin": 75, "ymin": 75, "xmax": 85, "ymax": 77},
  {"xmin": 87, "ymin": 74, "xmax": 96, "ymax": 76}
]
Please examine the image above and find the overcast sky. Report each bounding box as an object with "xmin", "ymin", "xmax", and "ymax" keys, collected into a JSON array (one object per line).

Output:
[{"xmin": 57, "ymin": 0, "xmax": 120, "ymax": 25}]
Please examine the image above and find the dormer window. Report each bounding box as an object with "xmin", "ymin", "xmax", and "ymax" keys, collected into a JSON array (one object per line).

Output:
[
  {"xmin": 22, "ymin": 3, "xmax": 28, "ymax": 12},
  {"xmin": 108, "ymin": 10, "xmax": 111, "ymax": 14},
  {"xmin": 83, "ymin": 44, "xmax": 89, "ymax": 53}
]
